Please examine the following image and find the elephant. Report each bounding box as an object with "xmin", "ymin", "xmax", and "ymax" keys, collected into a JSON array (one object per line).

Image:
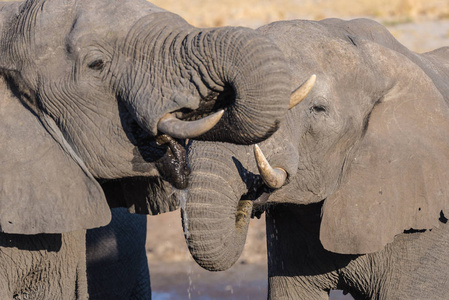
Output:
[
  {"xmin": 86, "ymin": 208, "xmax": 150, "ymax": 300},
  {"xmin": 0, "ymin": 0, "xmax": 293, "ymax": 298},
  {"xmin": 183, "ymin": 18, "xmax": 449, "ymax": 299}
]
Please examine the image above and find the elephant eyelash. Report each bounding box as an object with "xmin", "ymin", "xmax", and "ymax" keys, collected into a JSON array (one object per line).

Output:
[
  {"xmin": 310, "ymin": 105, "xmax": 327, "ymax": 114},
  {"xmin": 88, "ymin": 59, "xmax": 105, "ymax": 71}
]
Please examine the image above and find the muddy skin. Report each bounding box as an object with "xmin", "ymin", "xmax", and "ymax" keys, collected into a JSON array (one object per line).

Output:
[{"xmin": 155, "ymin": 134, "xmax": 190, "ymax": 189}]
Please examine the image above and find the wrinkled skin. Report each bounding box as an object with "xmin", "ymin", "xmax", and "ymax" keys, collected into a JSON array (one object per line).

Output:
[
  {"xmin": 0, "ymin": 0, "xmax": 291, "ymax": 298},
  {"xmin": 185, "ymin": 18, "xmax": 449, "ymax": 299}
]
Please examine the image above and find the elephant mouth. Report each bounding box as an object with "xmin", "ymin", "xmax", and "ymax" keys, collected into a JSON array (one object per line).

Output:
[
  {"xmin": 152, "ymin": 103, "xmax": 229, "ymax": 189},
  {"xmin": 120, "ymin": 101, "xmax": 205, "ymax": 189},
  {"xmin": 155, "ymin": 134, "xmax": 190, "ymax": 189}
]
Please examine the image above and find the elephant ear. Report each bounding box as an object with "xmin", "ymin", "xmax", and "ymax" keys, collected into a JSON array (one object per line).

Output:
[
  {"xmin": 0, "ymin": 78, "xmax": 111, "ymax": 234},
  {"xmin": 320, "ymin": 42, "xmax": 449, "ymax": 254}
]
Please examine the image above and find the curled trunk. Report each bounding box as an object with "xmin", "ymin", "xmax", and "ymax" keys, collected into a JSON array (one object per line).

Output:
[
  {"xmin": 183, "ymin": 142, "xmax": 252, "ymax": 271},
  {"xmin": 120, "ymin": 13, "xmax": 291, "ymax": 145},
  {"xmin": 181, "ymin": 26, "xmax": 292, "ymax": 144}
]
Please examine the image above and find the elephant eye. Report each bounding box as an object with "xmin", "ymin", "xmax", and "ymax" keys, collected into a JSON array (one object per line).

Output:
[
  {"xmin": 310, "ymin": 105, "xmax": 327, "ymax": 114},
  {"xmin": 88, "ymin": 59, "xmax": 105, "ymax": 71}
]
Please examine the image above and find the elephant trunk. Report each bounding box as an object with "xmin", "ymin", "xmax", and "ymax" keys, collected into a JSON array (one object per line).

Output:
[
  {"xmin": 181, "ymin": 27, "xmax": 292, "ymax": 144},
  {"xmin": 183, "ymin": 142, "xmax": 252, "ymax": 271},
  {"xmin": 119, "ymin": 13, "xmax": 291, "ymax": 144}
]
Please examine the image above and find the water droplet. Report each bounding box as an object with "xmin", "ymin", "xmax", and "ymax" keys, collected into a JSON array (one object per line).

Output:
[
  {"xmin": 175, "ymin": 189, "xmax": 190, "ymax": 238},
  {"xmin": 186, "ymin": 262, "xmax": 193, "ymax": 299}
]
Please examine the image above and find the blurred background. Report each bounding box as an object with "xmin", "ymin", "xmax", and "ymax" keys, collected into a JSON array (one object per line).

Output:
[
  {"xmin": 145, "ymin": 0, "xmax": 449, "ymax": 299},
  {"xmin": 149, "ymin": 0, "xmax": 449, "ymax": 51}
]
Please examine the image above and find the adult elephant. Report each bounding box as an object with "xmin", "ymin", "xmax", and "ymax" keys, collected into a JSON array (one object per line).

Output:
[
  {"xmin": 184, "ymin": 18, "xmax": 449, "ymax": 299},
  {"xmin": 0, "ymin": 0, "xmax": 292, "ymax": 298}
]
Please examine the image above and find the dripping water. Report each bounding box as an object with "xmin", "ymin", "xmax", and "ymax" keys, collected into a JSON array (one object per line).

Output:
[
  {"xmin": 173, "ymin": 188, "xmax": 193, "ymax": 299},
  {"xmin": 176, "ymin": 188, "xmax": 190, "ymax": 239}
]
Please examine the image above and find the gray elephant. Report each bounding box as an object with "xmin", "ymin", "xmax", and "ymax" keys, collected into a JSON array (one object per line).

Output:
[
  {"xmin": 0, "ymin": 0, "xmax": 292, "ymax": 298},
  {"xmin": 184, "ymin": 18, "xmax": 449, "ymax": 299}
]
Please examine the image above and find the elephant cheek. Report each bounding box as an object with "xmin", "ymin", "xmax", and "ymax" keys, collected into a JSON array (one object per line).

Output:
[{"xmin": 130, "ymin": 148, "xmax": 157, "ymax": 174}]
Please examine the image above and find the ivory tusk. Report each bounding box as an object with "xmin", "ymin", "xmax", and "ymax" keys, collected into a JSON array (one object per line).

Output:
[
  {"xmin": 157, "ymin": 110, "xmax": 224, "ymax": 139},
  {"xmin": 254, "ymin": 145, "xmax": 287, "ymax": 189},
  {"xmin": 289, "ymin": 74, "xmax": 316, "ymax": 109}
]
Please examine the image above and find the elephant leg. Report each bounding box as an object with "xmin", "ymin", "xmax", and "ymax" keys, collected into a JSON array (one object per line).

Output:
[
  {"xmin": 76, "ymin": 238, "xmax": 89, "ymax": 300},
  {"xmin": 0, "ymin": 271, "xmax": 11, "ymax": 299},
  {"xmin": 266, "ymin": 204, "xmax": 349, "ymax": 300},
  {"xmin": 130, "ymin": 261, "xmax": 152, "ymax": 300},
  {"xmin": 86, "ymin": 208, "xmax": 150, "ymax": 300},
  {"xmin": 63, "ymin": 230, "xmax": 89, "ymax": 300},
  {"xmin": 0, "ymin": 230, "xmax": 87, "ymax": 300}
]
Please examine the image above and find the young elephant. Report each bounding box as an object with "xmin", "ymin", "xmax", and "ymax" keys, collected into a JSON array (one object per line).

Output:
[
  {"xmin": 184, "ymin": 18, "xmax": 449, "ymax": 299},
  {"xmin": 0, "ymin": 0, "xmax": 292, "ymax": 298}
]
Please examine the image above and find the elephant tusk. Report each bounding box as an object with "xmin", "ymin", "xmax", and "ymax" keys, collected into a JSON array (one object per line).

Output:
[
  {"xmin": 289, "ymin": 74, "xmax": 316, "ymax": 109},
  {"xmin": 254, "ymin": 145, "xmax": 287, "ymax": 189},
  {"xmin": 157, "ymin": 110, "xmax": 224, "ymax": 139}
]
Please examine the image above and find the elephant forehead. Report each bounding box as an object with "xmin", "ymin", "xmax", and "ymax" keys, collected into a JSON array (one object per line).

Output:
[
  {"xmin": 260, "ymin": 21, "xmax": 364, "ymax": 69},
  {"xmin": 73, "ymin": 0, "xmax": 165, "ymax": 37},
  {"xmin": 26, "ymin": 0, "xmax": 166, "ymax": 52},
  {"xmin": 313, "ymin": 39, "xmax": 362, "ymax": 68}
]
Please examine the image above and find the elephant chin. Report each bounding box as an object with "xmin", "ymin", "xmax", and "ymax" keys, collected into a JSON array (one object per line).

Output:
[{"xmin": 154, "ymin": 135, "xmax": 190, "ymax": 189}]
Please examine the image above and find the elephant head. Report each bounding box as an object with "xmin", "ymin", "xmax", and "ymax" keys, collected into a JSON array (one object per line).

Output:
[
  {"xmin": 184, "ymin": 18, "xmax": 449, "ymax": 271},
  {"xmin": 0, "ymin": 0, "xmax": 292, "ymax": 234}
]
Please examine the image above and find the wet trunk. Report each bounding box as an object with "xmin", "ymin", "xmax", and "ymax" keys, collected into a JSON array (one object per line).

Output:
[{"xmin": 183, "ymin": 141, "xmax": 253, "ymax": 271}]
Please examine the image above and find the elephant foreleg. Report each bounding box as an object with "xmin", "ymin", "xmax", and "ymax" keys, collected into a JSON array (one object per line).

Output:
[{"xmin": 130, "ymin": 260, "xmax": 151, "ymax": 300}]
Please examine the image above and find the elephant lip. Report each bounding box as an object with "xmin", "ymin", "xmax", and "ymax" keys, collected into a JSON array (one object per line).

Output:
[
  {"xmin": 121, "ymin": 103, "xmax": 190, "ymax": 189},
  {"xmin": 155, "ymin": 134, "xmax": 191, "ymax": 189}
]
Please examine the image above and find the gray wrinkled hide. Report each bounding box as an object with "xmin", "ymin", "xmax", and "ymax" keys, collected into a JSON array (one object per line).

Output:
[{"xmin": 0, "ymin": 77, "xmax": 111, "ymax": 234}]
